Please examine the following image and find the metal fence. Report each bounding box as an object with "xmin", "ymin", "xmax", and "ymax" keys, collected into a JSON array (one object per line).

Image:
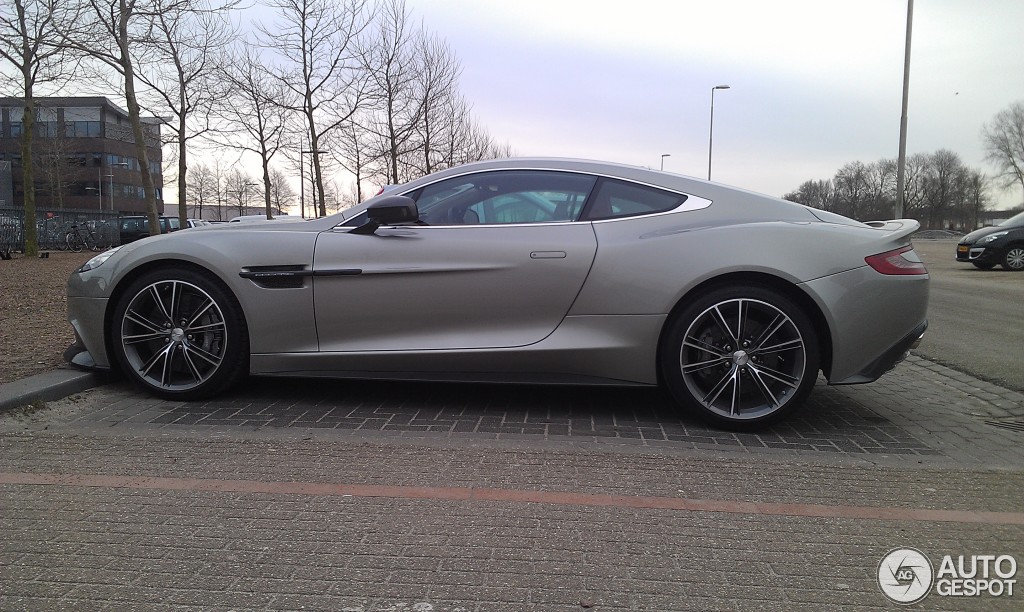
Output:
[{"xmin": 0, "ymin": 207, "xmax": 122, "ymax": 254}]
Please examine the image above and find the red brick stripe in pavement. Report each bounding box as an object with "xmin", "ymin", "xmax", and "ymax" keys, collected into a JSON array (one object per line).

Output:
[{"xmin": 3, "ymin": 471, "xmax": 1023, "ymax": 525}]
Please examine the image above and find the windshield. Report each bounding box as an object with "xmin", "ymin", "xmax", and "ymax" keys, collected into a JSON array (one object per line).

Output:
[{"xmin": 998, "ymin": 211, "xmax": 1024, "ymax": 227}]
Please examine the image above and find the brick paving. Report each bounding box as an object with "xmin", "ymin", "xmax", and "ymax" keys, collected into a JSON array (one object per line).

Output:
[
  {"xmin": 133, "ymin": 378, "xmax": 939, "ymax": 456},
  {"xmin": 2, "ymin": 352, "xmax": 1024, "ymax": 610}
]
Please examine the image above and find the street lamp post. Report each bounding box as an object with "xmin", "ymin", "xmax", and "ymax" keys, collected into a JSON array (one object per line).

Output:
[
  {"xmin": 243, "ymin": 181, "xmax": 258, "ymax": 216},
  {"xmin": 85, "ymin": 167, "xmax": 102, "ymax": 210},
  {"xmin": 660, "ymin": 154, "xmax": 671, "ymax": 171},
  {"xmin": 708, "ymin": 84, "xmax": 730, "ymax": 181},
  {"xmin": 895, "ymin": 0, "xmax": 914, "ymax": 219},
  {"xmin": 108, "ymin": 161, "xmax": 129, "ymax": 212}
]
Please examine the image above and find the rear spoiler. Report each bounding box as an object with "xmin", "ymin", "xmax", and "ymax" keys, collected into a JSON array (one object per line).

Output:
[{"xmin": 863, "ymin": 219, "xmax": 920, "ymax": 241}]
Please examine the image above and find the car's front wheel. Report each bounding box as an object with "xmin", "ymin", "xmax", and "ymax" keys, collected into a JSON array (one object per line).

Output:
[
  {"xmin": 660, "ymin": 285, "xmax": 820, "ymax": 429},
  {"xmin": 1002, "ymin": 246, "xmax": 1024, "ymax": 271},
  {"xmin": 111, "ymin": 267, "xmax": 249, "ymax": 400}
]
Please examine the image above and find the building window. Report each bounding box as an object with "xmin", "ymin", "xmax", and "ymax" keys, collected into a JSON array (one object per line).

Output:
[
  {"xmin": 64, "ymin": 121, "xmax": 102, "ymax": 137},
  {"xmin": 11, "ymin": 122, "xmax": 22, "ymax": 137},
  {"xmin": 34, "ymin": 122, "xmax": 57, "ymax": 137}
]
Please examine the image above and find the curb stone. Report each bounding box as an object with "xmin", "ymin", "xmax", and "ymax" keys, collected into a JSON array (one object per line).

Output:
[{"xmin": 0, "ymin": 368, "xmax": 106, "ymax": 412}]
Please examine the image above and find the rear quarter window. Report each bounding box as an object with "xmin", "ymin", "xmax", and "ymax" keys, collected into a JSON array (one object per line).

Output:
[{"xmin": 583, "ymin": 179, "xmax": 687, "ymax": 221}]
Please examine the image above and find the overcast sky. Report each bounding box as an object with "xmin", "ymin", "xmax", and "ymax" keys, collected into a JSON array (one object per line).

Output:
[{"xmin": 399, "ymin": 0, "xmax": 1024, "ymax": 210}]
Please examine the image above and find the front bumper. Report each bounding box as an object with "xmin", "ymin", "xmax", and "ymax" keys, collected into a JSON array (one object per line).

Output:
[
  {"xmin": 956, "ymin": 243, "xmax": 999, "ymax": 264},
  {"xmin": 66, "ymin": 295, "xmax": 111, "ymax": 369}
]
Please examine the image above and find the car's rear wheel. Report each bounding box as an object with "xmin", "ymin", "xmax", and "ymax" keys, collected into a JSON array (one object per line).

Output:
[
  {"xmin": 972, "ymin": 261, "xmax": 996, "ymax": 270},
  {"xmin": 111, "ymin": 267, "xmax": 249, "ymax": 400},
  {"xmin": 1002, "ymin": 246, "xmax": 1024, "ymax": 271},
  {"xmin": 661, "ymin": 285, "xmax": 820, "ymax": 429}
]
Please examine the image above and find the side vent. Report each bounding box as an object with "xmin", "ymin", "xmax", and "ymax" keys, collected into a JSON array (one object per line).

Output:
[{"xmin": 239, "ymin": 265, "xmax": 308, "ymax": 289}]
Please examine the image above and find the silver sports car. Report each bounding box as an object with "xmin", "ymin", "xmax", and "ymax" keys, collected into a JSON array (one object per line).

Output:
[{"xmin": 66, "ymin": 158, "xmax": 929, "ymax": 428}]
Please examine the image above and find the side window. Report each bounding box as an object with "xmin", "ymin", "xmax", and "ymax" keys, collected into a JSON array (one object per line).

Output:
[
  {"xmin": 414, "ymin": 171, "xmax": 597, "ymax": 226},
  {"xmin": 582, "ymin": 179, "xmax": 688, "ymax": 221}
]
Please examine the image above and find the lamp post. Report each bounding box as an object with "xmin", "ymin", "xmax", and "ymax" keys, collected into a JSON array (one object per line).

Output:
[
  {"xmin": 85, "ymin": 185, "xmax": 101, "ymax": 210},
  {"xmin": 85, "ymin": 167, "xmax": 102, "ymax": 210},
  {"xmin": 708, "ymin": 84, "xmax": 730, "ymax": 181},
  {"xmin": 660, "ymin": 154, "xmax": 671, "ymax": 171},
  {"xmin": 895, "ymin": 0, "xmax": 914, "ymax": 219},
  {"xmin": 243, "ymin": 181, "xmax": 258, "ymax": 216},
  {"xmin": 108, "ymin": 161, "xmax": 129, "ymax": 212}
]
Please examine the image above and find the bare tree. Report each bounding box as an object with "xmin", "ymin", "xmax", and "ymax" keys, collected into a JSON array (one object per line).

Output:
[
  {"xmin": 900, "ymin": 152, "xmax": 929, "ymax": 219},
  {"xmin": 783, "ymin": 151, "xmax": 988, "ymax": 229},
  {"xmin": 982, "ymin": 101, "xmax": 1024, "ymax": 202},
  {"xmin": 361, "ymin": 0, "xmax": 421, "ymax": 185},
  {"xmin": 267, "ymin": 166, "xmax": 294, "ymax": 214},
  {"xmin": 32, "ymin": 104, "xmax": 76, "ymax": 210},
  {"xmin": 223, "ymin": 168, "xmax": 259, "ymax": 217},
  {"xmin": 213, "ymin": 41, "xmax": 293, "ymax": 219},
  {"xmin": 410, "ymin": 30, "xmax": 460, "ymax": 176},
  {"xmin": 957, "ymin": 170, "xmax": 989, "ymax": 231},
  {"xmin": 0, "ymin": 0, "xmax": 77, "ymax": 255},
  {"xmin": 54, "ymin": 0, "xmax": 176, "ymax": 236},
  {"xmin": 257, "ymin": 0, "xmax": 369, "ymax": 217},
  {"xmin": 783, "ymin": 179, "xmax": 834, "ymax": 211},
  {"xmin": 331, "ymin": 116, "xmax": 370, "ymax": 202},
  {"xmin": 920, "ymin": 150, "xmax": 963, "ymax": 229},
  {"xmin": 185, "ymin": 161, "xmax": 217, "ymax": 219},
  {"xmin": 135, "ymin": 0, "xmax": 237, "ymax": 225}
]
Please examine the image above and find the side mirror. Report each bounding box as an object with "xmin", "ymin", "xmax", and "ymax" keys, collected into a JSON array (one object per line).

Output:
[
  {"xmin": 352, "ymin": 195, "xmax": 418, "ymax": 235},
  {"xmin": 368, "ymin": 195, "xmax": 418, "ymax": 224}
]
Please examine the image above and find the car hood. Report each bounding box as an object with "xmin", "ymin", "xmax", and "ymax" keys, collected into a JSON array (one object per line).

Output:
[{"xmin": 961, "ymin": 225, "xmax": 1010, "ymax": 243}]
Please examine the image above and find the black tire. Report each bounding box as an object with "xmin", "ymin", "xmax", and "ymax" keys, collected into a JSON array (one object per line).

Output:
[
  {"xmin": 1002, "ymin": 246, "xmax": 1024, "ymax": 271},
  {"xmin": 111, "ymin": 267, "xmax": 249, "ymax": 400},
  {"xmin": 660, "ymin": 284, "xmax": 820, "ymax": 430},
  {"xmin": 972, "ymin": 261, "xmax": 995, "ymax": 270},
  {"xmin": 65, "ymin": 231, "xmax": 84, "ymax": 253}
]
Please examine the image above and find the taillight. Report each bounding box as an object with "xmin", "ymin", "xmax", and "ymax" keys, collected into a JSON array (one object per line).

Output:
[{"xmin": 865, "ymin": 246, "xmax": 928, "ymax": 275}]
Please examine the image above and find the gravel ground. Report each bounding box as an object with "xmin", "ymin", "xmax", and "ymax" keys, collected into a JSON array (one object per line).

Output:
[{"xmin": 0, "ymin": 250, "xmax": 94, "ymax": 384}]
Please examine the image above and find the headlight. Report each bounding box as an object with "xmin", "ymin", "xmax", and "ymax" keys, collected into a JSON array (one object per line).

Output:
[
  {"xmin": 77, "ymin": 246, "xmax": 123, "ymax": 272},
  {"xmin": 978, "ymin": 231, "xmax": 1008, "ymax": 245}
]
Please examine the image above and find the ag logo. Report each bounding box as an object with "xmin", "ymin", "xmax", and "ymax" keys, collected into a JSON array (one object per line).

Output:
[{"xmin": 878, "ymin": 548, "xmax": 934, "ymax": 604}]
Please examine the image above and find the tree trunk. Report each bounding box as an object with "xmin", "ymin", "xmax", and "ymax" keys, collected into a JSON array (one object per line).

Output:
[
  {"xmin": 20, "ymin": 61, "xmax": 37, "ymax": 256},
  {"xmin": 119, "ymin": 15, "xmax": 159, "ymax": 235},
  {"xmin": 177, "ymin": 106, "xmax": 187, "ymax": 224}
]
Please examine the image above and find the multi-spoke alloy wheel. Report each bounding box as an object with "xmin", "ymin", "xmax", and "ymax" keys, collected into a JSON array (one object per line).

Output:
[
  {"xmin": 113, "ymin": 268, "xmax": 248, "ymax": 399},
  {"xmin": 1003, "ymin": 247, "xmax": 1024, "ymax": 271},
  {"xmin": 661, "ymin": 286, "xmax": 819, "ymax": 429}
]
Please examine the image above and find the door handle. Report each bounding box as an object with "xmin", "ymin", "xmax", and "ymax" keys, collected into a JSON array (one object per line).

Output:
[{"xmin": 530, "ymin": 251, "xmax": 567, "ymax": 259}]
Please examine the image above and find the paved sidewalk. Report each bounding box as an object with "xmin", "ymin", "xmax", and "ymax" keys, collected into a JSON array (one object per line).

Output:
[{"xmin": 2, "ymin": 354, "xmax": 1023, "ymax": 610}]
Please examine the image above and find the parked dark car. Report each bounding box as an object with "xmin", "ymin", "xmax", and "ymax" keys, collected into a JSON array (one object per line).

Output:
[
  {"xmin": 119, "ymin": 216, "xmax": 181, "ymax": 244},
  {"xmin": 956, "ymin": 211, "xmax": 1024, "ymax": 270}
]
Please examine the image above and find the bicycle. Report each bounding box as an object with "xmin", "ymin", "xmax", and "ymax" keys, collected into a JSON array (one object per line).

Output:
[{"xmin": 65, "ymin": 223, "xmax": 99, "ymax": 252}]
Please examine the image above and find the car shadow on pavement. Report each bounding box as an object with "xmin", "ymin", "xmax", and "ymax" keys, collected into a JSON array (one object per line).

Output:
[{"xmin": 135, "ymin": 376, "xmax": 936, "ymax": 457}]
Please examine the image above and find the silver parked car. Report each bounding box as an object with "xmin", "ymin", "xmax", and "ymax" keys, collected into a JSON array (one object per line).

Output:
[{"xmin": 66, "ymin": 158, "xmax": 929, "ymax": 428}]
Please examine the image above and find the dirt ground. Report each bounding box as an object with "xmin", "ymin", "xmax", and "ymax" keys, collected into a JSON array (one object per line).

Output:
[{"xmin": 0, "ymin": 250, "xmax": 94, "ymax": 384}]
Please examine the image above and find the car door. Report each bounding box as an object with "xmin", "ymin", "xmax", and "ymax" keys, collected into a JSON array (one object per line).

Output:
[{"xmin": 312, "ymin": 170, "xmax": 598, "ymax": 352}]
